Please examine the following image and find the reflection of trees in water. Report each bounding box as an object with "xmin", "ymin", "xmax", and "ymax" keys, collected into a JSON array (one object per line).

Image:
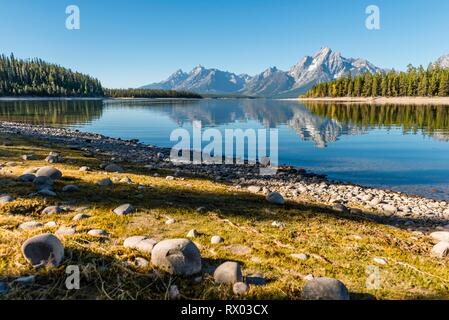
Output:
[
  {"xmin": 0, "ymin": 100, "xmax": 104, "ymax": 126},
  {"xmin": 303, "ymin": 102, "xmax": 449, "ymax": 141}
]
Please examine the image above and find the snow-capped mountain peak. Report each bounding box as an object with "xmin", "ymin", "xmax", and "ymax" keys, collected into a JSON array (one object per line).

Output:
[{"xmin": 433, "ymin": 54, "xmax": 449, "ymax": 69}]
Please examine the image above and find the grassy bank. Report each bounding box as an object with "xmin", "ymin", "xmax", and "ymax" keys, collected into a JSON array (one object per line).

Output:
[{"xmin": 1, "ymin": 133, "xmax": 449, "ymax": 300}]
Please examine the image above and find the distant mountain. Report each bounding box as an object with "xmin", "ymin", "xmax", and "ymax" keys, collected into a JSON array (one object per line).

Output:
[
  {"xmin": 142, "ymin": 65, "xmax": 250, "ymax": 94},
  {"xmin": 142, "ymin": 47, "xmax": 383, "ymax": 98},
  {"xmin": 433, "ymin": 54, "xmax": 449, "ymax": 69}
]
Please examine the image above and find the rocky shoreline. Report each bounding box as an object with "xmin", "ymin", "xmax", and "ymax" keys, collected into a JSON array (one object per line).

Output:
[{"xmin": 1, "ymin": 120, "xmax": 448, "ymax": 228}]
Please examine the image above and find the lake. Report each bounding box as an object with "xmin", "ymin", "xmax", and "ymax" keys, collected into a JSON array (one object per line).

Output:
[{"xmin": 1, "ymin": 98, "xmax": 449, "ymax": 200}]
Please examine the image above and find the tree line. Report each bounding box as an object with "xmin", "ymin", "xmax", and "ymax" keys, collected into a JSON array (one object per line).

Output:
[
  {"xmin": 0, "ymin": 53, "xmax": 202, "ymax": 99},
  {"xmin": 105, "ymin": 88, "xmax": 202, "ymax": 99},
  {"xmin": 303, "ymin": 64, "xmax": 449, "ymax": 98}
]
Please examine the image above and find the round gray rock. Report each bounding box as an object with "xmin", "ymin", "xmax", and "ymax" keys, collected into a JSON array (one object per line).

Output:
[
  {"xmin": 124, "ymin": 236, "xmax": 157, "ymax": 254},
  {"xmin": 211, "ymin": 235, "xmax": 224, "ymax": 244},
  {"xmin": 62, "ymin": 185, "xmax": 80, "ymax": 192},
  {"xmin": 35, "ymin": 166, "xmax": 62, "ymax": 180},
  {"xmin": 73, "ymin": 213, "xmax": 91, "ymax": 221},
  {"xmin": 266, "ymin": 192, "xmax": 285, "ymax": 205},
  {"xmin": 302, "ymin": 277, "xmax": 350, "ymax": 300},
  {"xmin": 233, "ymin": 282, "xmax": 249, "ymax": 295},
  {"xmin": 214, "ymin": 261, "xmax": 243, "ymax": 284},
  {"xmin": 151, "ymin": 239, "xmax": 201, "ymax": 276},
  {"xmin": 97, "ymin": 178, "xmax": 113, "ymax": 186},
  {"xmin": 87, "ymin": 229, "xmax": 108, "ymax": 237},
  {"xmin": 113, "ymin": 204, "xmax": 135, "ymax": 216},
  {"xmin": 19, "ymin": 221, "xmax": 43, "ymax": 230},
  {"xmin": 0, "ymin": 195, "xmax": 15, "ymax": 203},
  {"xmin": 41, "ymin": 206, "xmax": 63, "ymax": 215},
  {"xmin": 21, "ymin": 233, "xmax": 64, "ymax": 267}
]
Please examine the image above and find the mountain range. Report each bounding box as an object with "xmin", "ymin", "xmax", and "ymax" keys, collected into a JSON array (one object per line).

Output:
[{"xmin": 142, "ymin": 47, "xmax": 382, "ymax": 98}]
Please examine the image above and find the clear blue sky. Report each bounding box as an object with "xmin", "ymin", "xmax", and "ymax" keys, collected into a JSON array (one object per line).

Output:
[{"xmin": 1, "ymin": 0, "xmax": 448, "ymax": 88}]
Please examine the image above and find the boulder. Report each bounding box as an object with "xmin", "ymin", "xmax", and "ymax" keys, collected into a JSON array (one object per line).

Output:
[
  {"xmin": 266, "ymin": 192, "xmax": 285, "ymax": 205},
  {"xmin": 104, "ymin": 164, "xmax": 124, "ymax": 173},
  {"xmin": 430, "ymin": 231, "xmax": 449, "ymax": 242},
  {"xmin": 302, "ymin": 277, "xmax": 350, "ymax": 300},
  {"xmin": 96, "ymin": 178, "xmax": 113, "ymax": 186},
  {"xmin": 150, "ymin": 239, "xmax": 201, "ymax": 275},
  {"xmin": 35, "ymin": 166, "xmax": 62, "ymax": 180},
  {"xmin": 431, "ymin": 241, "xmax": 449, "ymax": 258},
  {"xmin": 113, "ymin": 204, "xmax": 135, "ymax": 216},
  {"xmin": 21, "ymin": 233, "xmax": 64, "ymax": 267},
  {"xmin": 214, "ymin": 261, "xmax": 243, "ymax": 284}
]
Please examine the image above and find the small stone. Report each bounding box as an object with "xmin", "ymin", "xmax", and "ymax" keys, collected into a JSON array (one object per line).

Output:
[
  {"xmin": 169, "ymin": 285, "xmax": 180, "ymax": 300},
  {"xmin": 271, "ymin": 221, "xmax": 286, "ymax": 228},
  {"xmin": 113, "ymin": 204, "xmax": 135, "ymax": 216},
  {"xmin": 19, "ymin": 174, "xmax": 36, "ymax": 182},
  {"xmin": 135, "ymin": 257, "xmax": 150, "ymax": 268},
  {"xmin": 87, "ymin": 229, "xmax": 108, "ymax": 237},
  {"xmin": 302, "ymin": 277, "xmax": 350, "ymax": 300},
  {"xmin": 350, "ymin": 208, "xmax": 363, "ymax": 214},
  {"xmin": 35, "ymin": 166, "xmax": 62, "ymax": 180},
  {"xmin": 187, "ymin": 229, "xmax": 199, "ymax": 238},
  {"xmin": 431, "ymin": 241, "xmax": 449, "ymax": 258},
  {"xmin": 19, "ymin": 221, "xmax": 43, "ymax": 230},
  {"xmin": 150, "ymin": 239, "xmax": 202, "ymax": 276},
  {"xmin": 45, "ymin": 155, "xmax": 59, "ymax": 163},
  {"xmin": 79, "ymin": 166, "xmax": 90, "ymax": 172},
  {"xmin": 196, "ymin": 206, "xmax": 207, "ymax": 213},
  {"xmin": 373, "ymin": 257, "xmax": 387, "ymax": 265},
  {"xmin": 291, "ymin": 253, "xmax": 308, "ymax": 261},
  {"xmin": 44, "ymin": 221, "xmax": 57, "ymax": 227},
  {"xmin": 0, "ymin": 195, "xmax": 15, "ymax": 203},
  {"xmin": 266, "ymin": 192, "xmax": 285, "ymax": 205},
  {"xmin": 225, "ymin": 244, "xmax": 252, "ymax": 255},
  {"xmin": 33, "ymin": 176, "xmax": 54, "ymax": 190},
  {"xmin": 165, "ymin": 218, "xmax": 175, "ymax": 225},
  {"xmin": 233, "ymin": 282, "xmax": 249, "ymax": 295},
  {"xmin": 430, "ymin": 231, "xmax": 449, "ymax": 242},
  {"xmin": 41, "ymin": 206, "xmax": 63, "ymax": 215},
  {"xmin": 165, "ymin": 176, "xmax": 175, "ymax": 181},
  {"xmin": 62, "ymin": 185, "xmax": 80, "ymax": 192},
  {"xmin": 214, "ymin": 261, "xmax": 243, "ymax": 284},
  {"xmin": 96, "ymin": 178, "xmax": 113, "ymax": 186},
  {"xmin": 382, "ymin": 204, "xmax": 397, "ymax": 214},
  {"xmin": 105, "ymin": 164, "xmax": 124, "ymax": 173},
  {"xmin": 21, "ymin": 154, "xmax": 37, "ymax": 161},
  {"xmin": 55, "ymin": 226, "xmax": 76, "ymax": 235},
  {"xmin": 73, "ymin": 213, "xmax": 91, "ymax": 221},
  {"xmin": 248, "ymin": 186, "xmax": 261, "ymax": 193},
  {"xmin": 211, "ymin": 235, "xmax": 224, "ymax": 244},
  {"xmin": 332, "ymin": 203, "xmax": 348, "ymax": 213},
  {"xmin": 304, "ymin": 274, "xmax": 314, "ymax": 281},
  {"xmin": 21, "ymin": 233, "xmax": 64, "ymax": 267},
  {"xmin": 120, "ymin": 177, "xmax": 133, "ymax": 184},
  {"xmin": 123, "ymin": 236, "xmax": 157, "ymax": 254},
  {"xmin": 37, "ymin": 189, "xmax": 57, "ymax": 197}
]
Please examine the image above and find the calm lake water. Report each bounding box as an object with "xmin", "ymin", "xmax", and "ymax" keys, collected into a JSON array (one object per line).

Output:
[{"xmin": 1, "ymin": 98, "xmax": 449, "ymax": 200}]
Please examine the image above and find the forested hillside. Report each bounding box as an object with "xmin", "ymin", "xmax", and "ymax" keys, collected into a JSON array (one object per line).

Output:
[
  {"xmin": 303, "ymin": 65, "xmax": 449, "ymax": 98},
  {"xmin": 105, "ymin": 88, "xmax": 202, "ymax": 99},
  {"xmin": 0, "ymin": 54, "xmax": 104, "ymax": 97}
]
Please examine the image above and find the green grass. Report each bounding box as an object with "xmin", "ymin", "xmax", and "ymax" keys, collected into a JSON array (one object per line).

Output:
[{"xmin": 0, "ymin": 133, "xmax": 449, "ymax": 300}]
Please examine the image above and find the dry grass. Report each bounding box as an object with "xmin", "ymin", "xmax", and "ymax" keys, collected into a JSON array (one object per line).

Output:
[{"xmin": 1, "ymin": 133, "xmax": 449, "ymax": 300}]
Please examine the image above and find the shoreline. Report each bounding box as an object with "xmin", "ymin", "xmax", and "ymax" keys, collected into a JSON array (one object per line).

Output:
[
  {"xmin": 1, "ymin": 120, "xmax": 448, "ymax": 226},
  {"xmin": 292, "ymin": 97, "xmax": 449, "ymax": 105}
]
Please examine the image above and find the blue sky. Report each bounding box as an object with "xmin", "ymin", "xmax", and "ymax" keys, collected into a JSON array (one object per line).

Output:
[{"xmin": 1, "ymin": 0, "xmax": 448, "ymax": 88}]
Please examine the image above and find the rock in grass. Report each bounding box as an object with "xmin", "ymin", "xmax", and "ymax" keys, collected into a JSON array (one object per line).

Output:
[
  {"xmin": 21, "ymin": 154, "xmax": 37, "ymax": 161},
  {"xmin": 271, "ymin": 221, "xmax": 286, "ymax": 228},
  {"xmin": 187, "ymin": 229, "xmax": 199, "ymax": 238},
  {"xmin": 233, "ymin": 282, "xmax": 249, "ymax": 295},
  {"xmin": 214, "ymin": 261, "xmax": 243, "ymax": 284},
  {"xmin": 134, "ymin": 257, "xmax": 150, "ymax": 269},
  {"xmin": 62, "ymin": 185, "xmax": 80, "ymax": 192},
  {"xmin": 431, "ymin": 241, "xmax": 449, "ymax": 258},
  {"xmin": 105, "ymin": 164, "xmax": 124, "ymax": 173},
  {"xmin": 302, "ymin": 277, "xmax": 350, "ymax": 300},
  {"xmin": 45, "ymin": 155, "xmax": 59, "ymax": 163},
  {"xmin": 211, "ymin": 235, "xmax": 224, "ymax": 244},
  {"xmin": 266, "ymin": 192, "xmax": 285, "ymax": 205},
  {"xmin": 169, "ymin": 285, "xmax": 180, "ymax": 300},
  {"xmin": 19, "ymin": 221, "xmax": 43, "ymax": 230},
  {"xmin": 79, "ymin": 166, "xmax": 90, "ymax": 172},
  {"xmin": 332, "ymin": 203, "xmax": 348, "ymax": 213},
  {"xmin": 19, "ymin": 174, "xmax": 35, "ymax": 182},
  {"xmin": 35, "ymin": 166, "xmax": 62, "ymax": 180},
  {"xmin": 225, "ymin": 244, "xmax": 252, "ymax": 255},
  {"xmin": 165, "ymin": 218, "xmax": 175, "ymax": 225},
  {"xmin": 33, "ymin": 176, "xmax": 54, "ymax": 190},
  {"xmin": 55, "ymin": 226, "xmax": 76, "ymax": 235},
  {"xmin": 23, "ymin": 168, "xmax": 39, "ymax": 174},
  {"xmin": 73, "ymin": 213, "xmax": 91, "ymax": 221},
  {"xmin": 37, "ymin": 189, "xmax": 57, "ymax": 197},
  {"xmin": 44, "ymin": 221, "xmax": 57, "ymax": 227},
  {"xmin": 247, "ymin": 186, "xmax": 261, "ymax": 193},
  {"xmin": 430, "ymin": 231, "xmax": 449, "ymax": 242},
  {"xmin": 21, "ymin": 233, "xmax": 64, "ymax": 267},
  {"xmin": 96, "ymin": 178, "xmax": 113, "ymax": 186},
  {"xmin": 87, "ymin": 229, "xmax": 108, "ymax": 237},
  {"xmin": 123, "ymin": 236, "xmax": 157, "ymax": 254},
  {"xmin": 151, "ymin": 239, "xmax": 201, "ymax": 276},
  {"xmin": 291, "ymin": 253, "xmax": 308, "ymax": 261},
  {"xmin": 373, "ymin": 257, "xmax": 387, "ymax": 265},
  {"xmin": 0, "ymin": 195, "xmax": 15, "ymax": 204},
  {"xmin": 41, "ymin": 206, "xmax": 63, "ymax": 215},
  {"xmin": 113, "ymin": 204, "xmax": 135, "ymax": 216}
]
